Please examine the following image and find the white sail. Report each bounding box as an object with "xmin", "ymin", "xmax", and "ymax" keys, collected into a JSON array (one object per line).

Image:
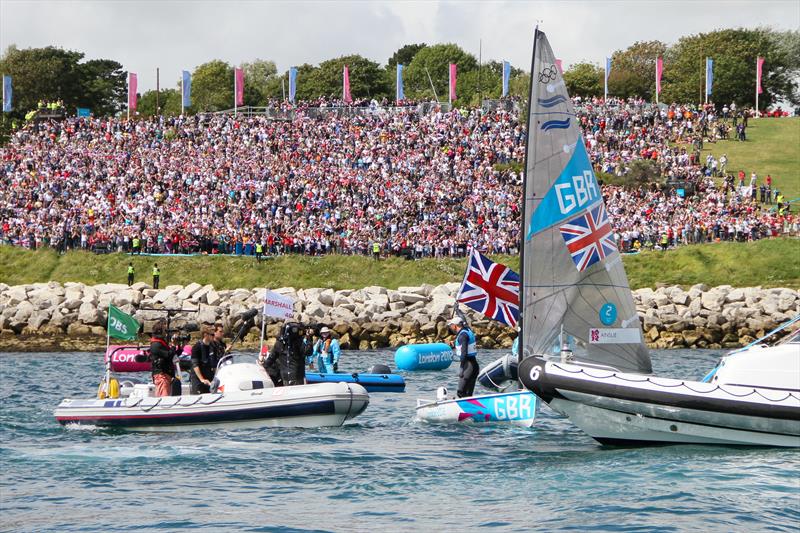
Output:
[{"xmin": 520, "ymin": 30, "xmax": 651, "ymax": 374}]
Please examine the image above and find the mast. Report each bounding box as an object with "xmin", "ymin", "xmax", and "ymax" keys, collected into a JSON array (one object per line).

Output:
[{"xmin": 518, "ymin": 25, "xmax": 539, "ymax": 363}]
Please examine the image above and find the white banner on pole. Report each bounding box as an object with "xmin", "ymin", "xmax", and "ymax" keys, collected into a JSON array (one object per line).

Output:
[{"xmin": 262, "ymin": 290, "xmax": 295, "ymax": 320}]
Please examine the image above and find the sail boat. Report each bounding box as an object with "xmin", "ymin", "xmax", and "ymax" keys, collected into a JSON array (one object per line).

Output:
[{"xmin": 516, "ymin": 29, "xmax": 800, "ymax": 446}]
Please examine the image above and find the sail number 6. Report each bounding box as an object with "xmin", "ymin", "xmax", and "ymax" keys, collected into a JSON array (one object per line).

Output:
[{"xmin": 529, "ymin": 365, "xmax": 542, "ymax": 381}]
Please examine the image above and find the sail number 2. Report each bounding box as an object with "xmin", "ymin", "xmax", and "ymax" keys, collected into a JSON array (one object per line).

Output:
[{"xmin": 554, "ymin": 170, "xmax": 599, "ymax": 214}]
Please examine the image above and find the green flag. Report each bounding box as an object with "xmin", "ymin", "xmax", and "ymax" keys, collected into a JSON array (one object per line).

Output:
[{"xmin": 107, "ymin": 305, "xmax": 140, "ymax": 340}]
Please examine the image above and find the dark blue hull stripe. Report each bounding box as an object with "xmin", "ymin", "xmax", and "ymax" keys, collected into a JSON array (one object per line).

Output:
[{"xmin": 58, "ymin": 400, "xmax": 336, "ymax": 427}]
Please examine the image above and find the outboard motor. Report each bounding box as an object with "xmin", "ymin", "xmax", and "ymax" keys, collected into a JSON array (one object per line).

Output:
[
  {"xmin": 369, "ymin": 364, "xmax": 392, "ymax": 375},
  {"xmin": 477, "ymin": 354, "xmax": 519, "ymax": 391}
]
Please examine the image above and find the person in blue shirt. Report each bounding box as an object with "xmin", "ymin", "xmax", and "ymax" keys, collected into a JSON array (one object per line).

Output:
[
  {"xmin": 449, "ymin": 316, "xmax": 479, "ymax": 398},
  {"xmin": 309, "ymin": 326, "xmax": 341, "ymax": 373}
]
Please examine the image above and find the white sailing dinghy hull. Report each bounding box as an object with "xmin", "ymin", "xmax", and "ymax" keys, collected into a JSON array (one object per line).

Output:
[
  {"xmin": 519, "ymin": 357, "xmax": 800, "ymax": 447},
  {"xmin": 415, "ymin": 391, "xmax": 537, "ymax": 427}
]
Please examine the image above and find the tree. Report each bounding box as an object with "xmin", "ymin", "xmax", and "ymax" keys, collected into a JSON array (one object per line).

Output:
[
  {"xmin": 387, "ymin": 43, "xmax": 427, "ymax": 69},
  {"xmin": 405, "ymin": 44, "xmax": 478, "ymax": 102},
  {"xmin": 563, "ymin": 62, "xmax": 603, "ymax": 98},
  {"xmin": 0, "ymin": 45, "xmax": 83, "ymax": 116},
  {"xmin": 662, "ymin": 28, "xmax": 797, "ymax": 108},
  {"xmin": 608, "ymin": 41, "xmax": 668, "ymax": 100},
  {"xmin": 241, "ymin": 59, "xmax": 279, "ymax": 105},
  {"xmin": 77, "ymin": 59, "xmax": 127, "ymax": 115},
  {"xmin": 191, "ymin": 60, "xmax": 233, "ymax": 111},
  {"xmin": 306, "ymin": 55, "xmax": 388, "ymax": 100},
  {"xmin": 136, "ymin": 88, "xmax": 181, "ymax": 117}
]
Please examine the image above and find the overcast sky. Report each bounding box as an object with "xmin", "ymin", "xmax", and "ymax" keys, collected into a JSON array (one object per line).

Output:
[{"xmin": 2, "ymin": 0, "xmax": 798, "ymax": 91}]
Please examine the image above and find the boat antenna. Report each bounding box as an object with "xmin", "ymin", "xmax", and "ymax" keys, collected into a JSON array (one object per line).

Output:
[{"xmin": 517, "ymin": 23, "xmax": 540, "ymax": 363}]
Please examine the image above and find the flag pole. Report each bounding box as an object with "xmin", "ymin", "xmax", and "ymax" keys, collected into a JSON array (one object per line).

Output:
[
  {"xmin": 655, "ymin": 58, "xmax": 659, "ymax": 106},
  {"xmin": 755, "ymin": 58, "xmax": 759, "ymax": 118},
  {"xmin": 704, "ymin": 57, "xmax": 708, "ymax": 105},
  {"xmin": 282, "ymin": 77, "xmax": 286, "ymax": 102},
  {"xmin": 259, "ymin": 288, "xmax": 267, "ymax": 356},
  {"xmin": 127, "ymin": 75, "xmax": 130, "ymax": 120},
  {"xmin": 181, "ymin": 73, "xmax": 184, "ymax": 116},
  {"xmin": 104, "ymin": 304, "xmax": 111, "ymax": 394}
]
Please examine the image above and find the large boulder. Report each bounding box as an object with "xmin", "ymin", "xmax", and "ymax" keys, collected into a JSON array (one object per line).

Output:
[
  {"xmin": 318, "ymin": 289, "xmax": 335, "ymax": 306},
  {"xmin": 177, "ymin": 282, "xmax": 203, "ymax": 301},
  {"xmin": 399, "ymin": 292, "xmax": 427, "ymax": 304},
  {"xmin": 701, "ymin": 290, "xmax": 726, "ymax": 311},
  {"xmin": 206, "ymin": 290, "xmax": 221, "ymax": 307},
  {"xmin": 78, "ymin": 303, "xmax": 103, "ymax": 325}
]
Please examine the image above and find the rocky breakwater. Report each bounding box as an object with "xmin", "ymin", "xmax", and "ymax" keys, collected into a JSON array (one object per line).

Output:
[{"xmin": 0, "ymin": 282, "xmax": 797, "ymax": 352}]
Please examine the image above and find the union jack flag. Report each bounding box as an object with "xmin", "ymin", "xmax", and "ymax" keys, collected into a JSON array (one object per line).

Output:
[
  {"xmin": 559, "ymin": 202, "xmax": 617, "ymax": 272},
  {"xmin": 456, "ymin": 250, "xmax": 519, "ymax": 327}
]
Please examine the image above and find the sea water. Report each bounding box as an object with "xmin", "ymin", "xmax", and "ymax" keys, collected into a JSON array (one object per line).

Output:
[{"xmin": 1, "ymin": 349, "xmax": 798, "ymax": 532}]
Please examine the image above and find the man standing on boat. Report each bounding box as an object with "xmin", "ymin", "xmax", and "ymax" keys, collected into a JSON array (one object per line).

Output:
[
  {"xmin": 449, "ymin": 316, "xmax": 479, "ymax": 397},
  {"xmin": 310, "ymin": 326, "xmax": 341, "ymax": 373},
  {"xmin": 150, "ymin": 320, "xmax": 176, "ymax": 397},
  {"xmin": 190, "ymin": 325, "xmax": 219, "ymax": 394},
  {"xmin": 212, "ymin": 323, "xmax": 230, "ymax": 357}
]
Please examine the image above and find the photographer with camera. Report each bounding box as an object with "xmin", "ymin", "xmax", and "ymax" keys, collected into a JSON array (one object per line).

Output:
[
  {"xmin": 190, "ymin": 325, "xmax": 220, "ymax": 394},
  {"xmin": 150, "ymin": 319, "xmax": 177, "ymax": 397}
]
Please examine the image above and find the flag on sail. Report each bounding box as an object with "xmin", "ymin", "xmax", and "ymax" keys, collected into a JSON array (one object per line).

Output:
[
  {"xmin": 555, "ymin": 58, "xmax": 563, "ymax": 74},
  {"xmin": 107, "ymin": 305, "xmax": 140, "ymax": 341},
  {"xmin": 181, "ymin": 70, "xmax": 192, "ymax": 108},
  {"xmin": 234, "ymin": 67, "xmax": 244, "ymax": 106},
  {"xmin": 396, "ymin": 64, "xmax": 404, "ymax": 102},
  {"xmin": 289, "ymin": 67, "xmax": 298, "ymax": 103},
  {"xmin": 343, "ymin": 65, "xmax": 352, "ymax": 103},
  {"xmin": 502, "ymin": 60, "xmax": 511, "ymax": 97},
  {"xmin": 655, "ymin": 57, "xmax": 663, "ymax": 98},
  {"xmin": 559, "ymin": 203, "xmax": 617, "ymax": 272},
  {"xmin": 2, "ymin": 75, "xmax": 11, "ymax": 112},
  {"xmin": 756, "ymin": 56, "xmax": 765, "ymax": 94},
  {"xmin": 128, "ymin": 72, "xmax": 138, "ymax": 112},
  {"xmin": 705, "ymin": 57, "xmax": 713, "ymax": 96},
  {"xmin": 448, "ymin": 63, "xmax": 457, "ymax": 103},
  {"xmin": 456, "ymin": 249, "xmax": 520, "ymax": 327},
  {"xmin": 604, "ymin": 57, "xmax": 611, "ymax": 100}
]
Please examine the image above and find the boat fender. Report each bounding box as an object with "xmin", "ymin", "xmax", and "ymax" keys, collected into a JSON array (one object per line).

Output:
[
  {"xmin": 210, "ymin": 377, "xmax": 220, "ymax": 393},
  {"xmin": 108, "ymin": 378, "xmax": 120, "ymax": 399},
  {"xmin": 436, "ymin": 386, "xmax": 448, "ymax": 401},
  {"xmin": 369, "ymin": 364, "xmax": 392, "ymax": 374},
  {"xmin": 97, "ymin": 381, "xmax": 106, "ymax": 399}
]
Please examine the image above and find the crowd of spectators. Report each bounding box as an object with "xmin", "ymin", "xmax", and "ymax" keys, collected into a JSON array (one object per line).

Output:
[{"xmin": 0, "ymin": 97, "xmax": 795, "ymax": 258}]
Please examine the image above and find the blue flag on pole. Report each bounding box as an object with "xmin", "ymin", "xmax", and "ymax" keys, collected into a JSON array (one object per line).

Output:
[
  {"xmin": 289, "ymin": 67, "xmax": 297, "ymax": 103},
  {"xmin": 2, "ymin": 75, "xmax": 11, "ymax": 113},
  {"xmin": 705, "ymin": 57, "xmax": 714, "ymax": 96},
  {"xmin": 396, "ymin": 64, "xmax": 404, "ymax": 102},
  {"xmin": 502, "ymin": 60, "xmax": 510, "ymax": 97},
  {"xmin": 181, "ymin": 70, "xmax": 192, "ymax": 107}
]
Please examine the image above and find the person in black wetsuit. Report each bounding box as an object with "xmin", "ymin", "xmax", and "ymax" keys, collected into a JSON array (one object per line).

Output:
[
  {"xmin": 449, "ymin": 316, "xmax": 479, "ymax": 398},
  {"xmin": 190, "ymin": 325, "xmax": 219, "ymax": 394},
  {"xmin": 260, "ymin": 322, "xmax": 309, "ymax": 386}
]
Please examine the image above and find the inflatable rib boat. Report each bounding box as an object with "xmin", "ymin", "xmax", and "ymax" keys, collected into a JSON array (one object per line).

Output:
[
  {"xmin": 55, "ymin": 358, "xmax": 369, "ymax": 431},
  {"xmin": 416, "ymin": 390, "xmax": 537, "ymax": 427},
  {"xmin": 305, "ymin": 372, "xmax": 405, "ymax": 392}
]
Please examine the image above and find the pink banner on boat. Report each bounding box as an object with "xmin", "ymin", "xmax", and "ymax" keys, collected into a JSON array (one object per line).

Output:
[
  {"xmin": 128, "ymin": 73, "xmax": 138, "ymax": 111},
  {"xmin": 106, "ymin": 345, "xmax": 191, "ymax": 373},
  {"xmin": 555, "ymin": 58, "xmax": 563, "ymax": 74},
  {"xmin": 235, "ymin": 67, "xmax": 244, "ymax": 106},
  {"xmin": 343, "ymin": 65, "xmax": 352, "ymax": 103},
  {"xmin": 656, "ymin": 57, "xmax": 663, "ymax": 95},
  {"xmin": 449, "ymin": 63, "xmax": 457, "ymax": 102}
]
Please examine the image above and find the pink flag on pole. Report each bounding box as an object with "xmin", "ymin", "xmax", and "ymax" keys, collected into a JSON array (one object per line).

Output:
[
  {"xmin": 555, "ymin": 58, "xmax": 563, "ymax": 74},
  {"xmin": 128, "ymin": 73, "xmax": 138, "ymax": 111},
  {"xmin": 234, "ymin": 68, "xmax": 244, "ymax": 106},
  {"xmin": 656, "ymin": 57, "xmax": 663, "ymax": 95},
  {"xmin": 343, "ymin": 65, "xmax": 352, "ymax": 103},
  {"xmin": 448, "ymin": 63, "xmax": 457, "ymax": 102},
  {"xmin": 756, "ymin": 57, "xmax": 765, "ymax": 94}
]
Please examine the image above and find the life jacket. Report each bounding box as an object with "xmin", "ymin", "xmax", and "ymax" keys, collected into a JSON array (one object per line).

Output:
[
  {"xmin": 455, "ymin": 328, "xmax": 477, "ymax": 359},
  {"xmin": 127, "ymin": 265, "xmax": 135, "ymax": 274}
]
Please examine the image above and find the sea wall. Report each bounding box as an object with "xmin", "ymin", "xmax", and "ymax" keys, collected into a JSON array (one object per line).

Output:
[{"xmin": 0, "ymin": 282, "xmax": 797, "ymax": 352}]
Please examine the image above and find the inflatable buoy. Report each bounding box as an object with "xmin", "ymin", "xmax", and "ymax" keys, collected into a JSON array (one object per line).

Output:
[
  {"xmin": 108, "ymin": 378, "xmax": 120, "ymax": 399},
  {"xmin": 395, "ymin": 343, "xmax": 453, "ymax": 371}
]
